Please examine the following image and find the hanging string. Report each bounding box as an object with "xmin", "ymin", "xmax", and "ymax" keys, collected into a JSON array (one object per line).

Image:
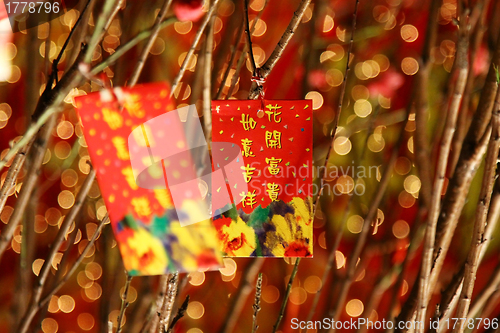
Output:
[
  {"xmin": 244, "ymin": 0, "xmax": 266, "ymax": 115},
  {"xmin": 79, "ymin": 63, "xmax": 124, "ymax": 109}
]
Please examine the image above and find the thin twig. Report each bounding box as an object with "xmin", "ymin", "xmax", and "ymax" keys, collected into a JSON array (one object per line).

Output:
[
  {"xmin": 116, "ymin": 274, "xmax": 134, "ymax": 333},
  {"xmin": 91, "ymin": 17, "xmax": 176, "ymax": 75},
  {"xmin": 0, "ymin": 0, "xmax": 91, "ymax": 216},
  {"xmin": 128, "ymin": 0, "xmax": 173, "ymax": 86},
  {"xmin": 397, "ymin": 10, "xmax": 500, "ymax": 329},
  {"xmin": 328, "ymin": 114, "xmax": 410, "ymax": 330},
  {"xmin": 159, "ymin": 273, "xmax": 179, "ymax": 332},
  {"xmin": 450, "ymin": 0, "xmax": 492, "ymax": 175},
  {"xmin": 170, "ymin": 0, "xmax": 222, "ymax": 97},
  {"xmin": 358, "ymin": 261, "xmax": 400, "ymax": 333},
  {"xmin": 52, "ymin": 0, "xmax": 93, "ymax": 79},
  {"xmin": 244, "ymin": 0, "xmax": 257, "ymax": 75},
  {"xmin": 305, "ymin": 98, "xmax": 379, "ymax": 326},
  {"xmin": 166, "ymin": 295, "xmax": 189, "ymax": 333},
  {"xmin": 248, "ymin": 0, "xmax": 312, "ymax": 99},
  {"xmin": 84, "ymin": 0, "xmax": 119, "ymax": 63},
  {"xmin": 313, "ymin": 0, "xmax": 359, "ymax": 210},
  {"xmin": 386, "ymin": 220, "xmax": 426, "ymax": 327},
  {"xmin": 0, "ymin": 139, "xmax": 33, "ymax": 216},
  {"xmin": 220, "ymin": 258, "xmax": 264, "ymax": 333},
  {"xmin": 432, "ymin": 177, "xmax": 500, "ymax": 332},
  {"xmin": 39, "ymin": 214, "xmax": 109, "ymax": 307},
  {"xmin": 0, "ymin": 115, "xmax": 56, "ymax": 262},
  {"xmin": 452, "ymin": 81, "xmax": 500, "ymax": 333},
  {"xmin": 148, "ymin": 275, "xmax": 169, "ymax": 333},
  {"xmin": 468, "ymin": 263, "xmax": 500, "ymax": 320},
  {"xmin": 214, "ymin": 20, "xmax": 245, "ymax": 99},
  {"xmin": 0, "ymin": 0, "xmax": 122, "ymax": 174},
  {"xmin": 272, "ymin": 259, "xmax": 300, "ymax": 333},
  {"xmin": 252, "ymin": 273, "xmax": 263, "ymax": 333},
  {"xmin": 16, "ymin": 168, "xmax": 97, "ymax": 333},
  {"xmin": 415, "ymin": 6, "xmax": 470, "ymax": 330},
  {"xmin": 412, "ymin": 0, "xmax": 441, "ymax": 210},
  {"xmin": 202, "ymin": 7, "xmax": 216, "ymax": 142},
  {"xmin": 224, "ymin": 0, "xmax": 268, "ymax": 99}
]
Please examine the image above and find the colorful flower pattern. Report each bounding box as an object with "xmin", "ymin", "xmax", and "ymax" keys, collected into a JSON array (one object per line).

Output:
[
  {"xmin": 212, "ymin": 100, "xmax": 313, "ymax": 257},
  {"xmin": 76, "ymin": 83, "xmax": 222, "ymax": 275}
]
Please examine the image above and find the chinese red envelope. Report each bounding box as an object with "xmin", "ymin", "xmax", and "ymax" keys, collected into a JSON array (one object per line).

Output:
[
  {"xmin": 211, "ymin": 100, "xmax": 313, "ymax": 257},
  {"xmin": 75, "ymin": 83, "xmax": 222, "ymax": 275}
]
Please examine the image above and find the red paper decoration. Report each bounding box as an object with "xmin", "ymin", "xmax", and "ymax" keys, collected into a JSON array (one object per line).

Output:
[{"xmin": 211, "ymin": 100, "xmax": 313, "ymax": 257}]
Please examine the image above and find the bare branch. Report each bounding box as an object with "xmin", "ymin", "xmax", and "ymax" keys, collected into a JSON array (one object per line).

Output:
[
  {"xmin": 116, "ymin": 274, "xmax": 134, "ymax": 333},
  {"xmin": 159, "ymin": 273, "xmax": 179, "ymax": 332},
  {"xmin": 248, "ymin": 0, "xmax": 312, "ymax": 99},
  {"xmin": 220, "ymin": 258, "xmax": 264, "ymax": 333},
  {"xmin": 272, "ymin": 259, "xmax": 300, "ymax": 333},
  {"xmin": 412, "ymin": 0, "xmax": 441, "ymax": 209},
  {"xmin": 202, "ymin": 9, "xmax": 216, "ymax": 142},
  {"xmin": 170, "ymin": 0, "xmax": 222, "ymax": 96},
  {"xmin": 251, "ymin": 273, "xmax": 263, "ymax": 333},
  {"xmin": 415, "ymin": 6, "xmax": 470, "ymax": 330},
  {"xmin": 16, "ymin": 168, "xmax": 97, "ymax": 333},
  {"xmin": 128, "ymin": 0, "xmax": 173, "ymax": 86},
  {"xmin": 166, "ymin": 295, "xmax": 189, "ymax": 333},
  {"xmin": 148, "ymin": 275, "xmax": 169, "ymax": 333},
  {"xmin": 452, "ymin": 77, "xmax": 500, "ymax": 333}
]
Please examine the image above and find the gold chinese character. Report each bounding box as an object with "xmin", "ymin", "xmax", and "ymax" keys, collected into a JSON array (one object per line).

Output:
[
  {"xmin": 240, "ymin": 190, "xmax": 257, "ymax": 208},
  {"xmin": 240, "ymin": 114, "xmax": 257, "ymax": 131},
  {"xmin": 112, "ymin": 136, "xmax": 130, "ymax": 160},
  {"xmin": 102, "ymin": 107, "xmax": 123, "ymax": 130},
  {"xmin": 241, "ymin": 164, "xmax": 257, "ymax": 183},
  {"xmin": 266, "ymin": 183, "xmax": 280, "ymax": 201},
  {"xmin": 154, "ymin": 188, "xmax": 173, "ymax": 209},
  {"xmin": 241, "ymin": 138, "xmax": 255, "ymax": 157},
  {"xmin": 131, "ymin": 196, "xmax": 152, "ymax": 217},
  {"xmin": 265, "ymin": 104, "xmax": 282, "ymax": 123},
  {"xmin": 123, "ymin": 94, "xmax": 145, "ymax": 118},
  {"xmin": 122, "ymin": 167, "xmax": 138, "ymax": 190},
  {"xmin": 266, "ymin": 157, "xmax": 282, "ymax": 175},
  {"xmin": 265, "ymin": 130, "xmax": 282, "ymax": 149}
]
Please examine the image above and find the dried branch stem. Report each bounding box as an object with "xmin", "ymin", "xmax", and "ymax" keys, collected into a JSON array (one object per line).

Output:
[
  {"xmin": 313, "ymin": 0, "xmax": 359, "ymax": 210},
  {"xmin": 412, "ymin": 0, "xmax": 441, "ymax": 210},
  {"xmin": 328, "ymin": 115, "xmax": 408, "ymax": 330},
  {"xmin": 16, "ymin": 168, "xmax": 97, "ymax": 333},
  {"xmin": 221, "ymin": 258, "xmax": 264, "ymax": 333},
  {"xmin": 468, "ymin": 263, "xmax": 500, "ymax": 320},
  {"xmin": 170, "ymin": 0, "xmax": 221, "ymax": 97},
  {"xmin": 166, "ymin": 295, "xmax": 189, "ymax": 333},
  {"xmin": 398, "ymin": 9, "xmax": 500, "ymax": 329},
  {"xmin": 128, "ymin": 0, "xmax": 173, "ymax": 86},
  {"xmin": 415, "ymin": 8, "xmax": 470, "ymax": 330},
  {"xmin": 272, "ymin": 259, "xmax": 300, "ymax": 333},
  {"xmin": 0, "ymin": 115, "xmax": 56, "ymax": 262},
  {"xmin": 452, "ymin": 82, "xmax": 500, "ymax": 333},
  {"xmin": 214, "ymin": 20, "xmax": 244, "ymax": 99},
  {"xmin": 244, "ymin": 0, "xmax": 257, "ymax": 75},
  {"xmin": 159, "ymin": 273, "xmax": 179, "ymax": 332},
  {"xmin": 116, "ymin": 274, "xmax": 134, "ymax": 333},
  {"xmin": 148, "ymin": 275, "xmax": 169, "ymax": 333},
  {"xmin": 252, "ymin": 273, "xmax": 263, "ymax": 333},
  {"xmin": 39, "ymin": 214, "xmax": 108, "ymax": 308},
  {"xmin": 224, "ymin": 0, "xmax": 268, "ymax": 99},
  {"xmin": 202, "ymin": 9, "xmax": 216, "ymax": 142},
  {"xmin": 248, "ymin": 0, "xmax": 312, "ymax": 99}
]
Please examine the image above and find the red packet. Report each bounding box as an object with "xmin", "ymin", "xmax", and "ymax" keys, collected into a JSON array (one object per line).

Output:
[
  {"xmin": 75, "ymin": 83, "xmax": 222, "ymax": 275},
  {"xmin": 211, "ymin": 100, "xmax": 313, "ymax": 257}
]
